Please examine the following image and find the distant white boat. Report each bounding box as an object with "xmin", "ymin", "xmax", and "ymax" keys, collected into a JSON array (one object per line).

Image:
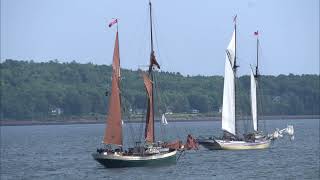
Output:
[{"xmin": 161, "ymin": 114, "xmax": 168, "ymax": 125}]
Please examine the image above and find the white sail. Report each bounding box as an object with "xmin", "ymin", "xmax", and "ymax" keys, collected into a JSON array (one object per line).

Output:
[
  {"xmin": 250, "ymin": 69, "xmax": 258, "ymax": 131},
  {"xmin": 222, "ymin": 30, "xmax": 236, "ymax": 135},
  {"xmin": 226, "ymin": 30, "xmax": 236, "ymax": 67},
  {"xmin": 161, "ymin": 114, "xmax": 168, "ymax": 125}
]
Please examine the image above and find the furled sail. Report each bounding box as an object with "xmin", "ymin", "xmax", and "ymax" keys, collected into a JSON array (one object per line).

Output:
[
  {"xmin": 222, "ymin": 30, "xmax": 236, "ymax": 135},
  {"xmin": 103, "ymin": 32, "xmax": 122, "ymax": 145},
  {"xmin": 251, "ymin": 69, "xmax": 258, "ymax": 131},
  {"xmin": 149, "ymin": 51, "xmax": 160, "ymax": 73},
  {"xmin": 143, "ymin": 74, "xmax": 154, "ymax": 143}
]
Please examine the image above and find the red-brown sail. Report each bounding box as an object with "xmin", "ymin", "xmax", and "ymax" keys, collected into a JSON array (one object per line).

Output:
[
  {"xmin": 103, "ymin": 32, "xmax": 122, "ymax": 145},
  {"xmin": 143, "ymin": 73, "xmax": 154, "ymax": 143},
  {"xmin": 184, "ymin": 134, "xmax": 199, "ymax": 150}
]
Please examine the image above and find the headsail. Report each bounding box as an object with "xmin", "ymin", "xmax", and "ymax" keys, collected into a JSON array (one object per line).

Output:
[
  {"xmin": 143, "ymin": 73, "xmax": 154, "ymax": 143},
  {"xmin": 250, "ymin": 68, "xmax": 258, "ymax": 131},
  {"xmin": 103, "ymin": 32, "xmax": 122, "ymax": 145},
  {"xmin": 222, "ymin": 30, "xmax": 236, "ymax": 135}
]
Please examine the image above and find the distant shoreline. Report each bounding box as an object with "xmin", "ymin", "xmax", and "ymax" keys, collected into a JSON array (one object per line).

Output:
[{"xmin": 1, "ymin": 115, "xmax": 319, "ymax": 126}]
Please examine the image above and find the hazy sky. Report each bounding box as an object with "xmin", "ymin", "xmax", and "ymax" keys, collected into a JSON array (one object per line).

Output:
[{"xmin": 1, "ymin": 0, "xmax": 319, "ymax": 76}]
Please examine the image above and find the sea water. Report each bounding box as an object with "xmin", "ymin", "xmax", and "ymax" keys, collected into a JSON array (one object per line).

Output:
[{"xmin": 1, "ymin": 119, "xmax": 319, "ymax": 180}]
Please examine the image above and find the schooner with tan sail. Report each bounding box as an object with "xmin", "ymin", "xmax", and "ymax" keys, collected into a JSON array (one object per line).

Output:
[{"xmin": 92, "ymin": 1, "xmax": 197, "ymax": 168}]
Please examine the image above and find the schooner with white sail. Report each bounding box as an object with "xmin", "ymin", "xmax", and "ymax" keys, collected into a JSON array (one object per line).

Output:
[{"xmin": 198, "ymin": 16, "xmax": 294, "ymax": 150}]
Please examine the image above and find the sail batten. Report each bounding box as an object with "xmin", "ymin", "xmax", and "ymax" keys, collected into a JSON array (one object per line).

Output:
[
  {"xmin": 103, "ymin": 32, "xmax": 122, "ymax": 145},
  {"xmin": 251, "ymin": 69, "xmax": 258, "ymax": 131},
  {"xmin": 222, "ymin": 30, "xmax": 236, "ymax": 135}
]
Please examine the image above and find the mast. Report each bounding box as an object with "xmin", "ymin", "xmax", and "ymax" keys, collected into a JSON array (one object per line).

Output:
[
  {"xmin": 251, "ymin": 30, "xmax": 259, "ymax": 132},
  {"xmin": 256, "ymin": 36, "xmax": 259, "ymax": 77},
  {"xmin": 144, "ymin": 0, "xmax": 159, "ymax": 143},
  {"xmin": 149, "ymin": 0, "xmax": 154, "ymax": 54},
  {"xmin": 149, "ymin": 0, "xmax": 155, "ymax": 143},
  {"xmin": 255, "ymin": 31, "xmax": 259, "ymax": 131},
  {"xmin": 233, "ymin": 15, "xmax": 238, "ymax": 135}
]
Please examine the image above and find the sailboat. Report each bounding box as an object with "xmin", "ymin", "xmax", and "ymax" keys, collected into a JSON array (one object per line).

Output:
[
  {"xmin": 198, "ymin": 16, "xmax": 293, "ymax": 150},
  {"xmin": 93, "ymin": 1, "xmax": 197, "ymax": 168}
]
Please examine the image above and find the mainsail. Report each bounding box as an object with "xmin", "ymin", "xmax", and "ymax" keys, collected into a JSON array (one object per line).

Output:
[
  {"xmin": 250, "ymin": 69, "xmax": 258, "ymax": 131},
  {"xmin": 103, "ymin": 32, "xmax": 122, "ymax": 145},
  {"xmin": 143, "ymin": 73, "xmax": 154, "ymax": 143},
  {"xmin": 222, "ymin": 30, "xmax": 236, "ymax": 135}
]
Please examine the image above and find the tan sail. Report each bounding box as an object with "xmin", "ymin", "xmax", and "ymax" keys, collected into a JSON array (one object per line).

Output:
[
  {"xmin": 143, "ymin": 73, "xmax": 154, "ymax": 143},
  {"xmin": 103, "ymin": 32, "xmax": 122, "ymax": 145}
]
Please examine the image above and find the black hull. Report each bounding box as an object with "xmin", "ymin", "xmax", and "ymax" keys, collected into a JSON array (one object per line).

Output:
[
  {"xmin": 198, "ymin": 139, "xmax": 222, "ymax": 150},
  {"xmin": 92, "ymin": 151, "xmax": 177, "ymax": 168}
]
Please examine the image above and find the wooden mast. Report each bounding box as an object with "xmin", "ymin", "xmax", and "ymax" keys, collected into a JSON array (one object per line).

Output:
[
  {"xmin": 149, "ymin": 0, "xmax": 155, "ymax": 142},
  {"xmin": 149, "ymin": 0, "xmax": 154, "ymax": 55},
  {"xmin": 144, "ymin": 0, "xmax": 156, "ymax": 143},
  {"xmin": 149, "ymin": 0, "xmax": 155, "ymax": 143}
]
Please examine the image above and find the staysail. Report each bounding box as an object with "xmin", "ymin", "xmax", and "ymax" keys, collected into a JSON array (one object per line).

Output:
[
  {"xmin": 143, "ymin": 73, "xmax": 154, "ymax": 143},
  {"xmin": 250, "ymin": 69, "xmax": 258, "ymax": 131},
  {"xmin": 222, "ymin": 30, "xmax": 236, "ymax": 135},
  {"xmin": 103, "ymin": 32, "xmax": 122, "ymax": 145}
]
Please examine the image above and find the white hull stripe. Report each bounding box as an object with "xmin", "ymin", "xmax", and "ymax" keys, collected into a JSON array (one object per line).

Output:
[{"xmin": 93, "ymin": 150, "xmax": 177, "ymax": 161}]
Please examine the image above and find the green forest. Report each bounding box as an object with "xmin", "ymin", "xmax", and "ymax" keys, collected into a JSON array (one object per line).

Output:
[{"xmin": 1, "ymin": 60, "xmax": 319, "ymax": 121}]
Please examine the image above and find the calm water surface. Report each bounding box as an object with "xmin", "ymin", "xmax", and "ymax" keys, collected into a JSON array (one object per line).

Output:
[{"xmin": 1, "ymin": 119, "xmax": 319, "ymax": 180}]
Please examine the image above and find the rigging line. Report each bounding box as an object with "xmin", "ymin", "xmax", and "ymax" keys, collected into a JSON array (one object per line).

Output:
[
  {"xmin": 151, "ymin": 6, "xmax": 162, "ymax": 65},
  {"xmin": 153, "ymin": 70, "xmax": 180, "ymax": 141},
  {"xmin": 235, "ymin": 77, "xmax": 249, "ymax": 135},
  {"xmin": 152, "ymin": 72, "xmax": 161, "ymax": 140},
  {"xmin": 177, "ymin": 150, "xmax": 185, "ymax": 162},
  {"xmin": 135, "ymin": 7, "xmax": 150, "ymax": 71},
  {"xmin": 257, "ymin": 77, "xmax": 267, "ymax": 133},
  {"xmin": 152, "ymin": 6, "xmax": 170, "ymax": 71},
  {"xmin": 154, "ymin": 71, "xmax": 168, "ymax": 142},
  {"xmin": 127, "ymin": 111, "xmax": 136, "ymax": 147}
]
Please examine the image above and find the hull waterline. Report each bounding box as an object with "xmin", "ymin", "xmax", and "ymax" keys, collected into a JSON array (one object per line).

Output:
[
  {"xmin": 198, "ymin": 139, "xmax": 271, "ymax": 150},
  {"xmin": 92, "ymin": 150, "xmax": 177, "ymax": 168}
]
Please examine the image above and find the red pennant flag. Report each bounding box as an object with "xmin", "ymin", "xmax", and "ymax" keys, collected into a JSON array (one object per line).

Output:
[
  {"xmin": 254, "ymin": 31, "xmax": 259, "ymax": 36},
  {"xmin": 108, "ymin": 19, "xmax": 118, "ymax": 28}
]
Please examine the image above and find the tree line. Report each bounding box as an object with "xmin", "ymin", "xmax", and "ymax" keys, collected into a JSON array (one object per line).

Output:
[{"xmin": 1, "ymin": 60, "xmax": 319, "ymax": 120}]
